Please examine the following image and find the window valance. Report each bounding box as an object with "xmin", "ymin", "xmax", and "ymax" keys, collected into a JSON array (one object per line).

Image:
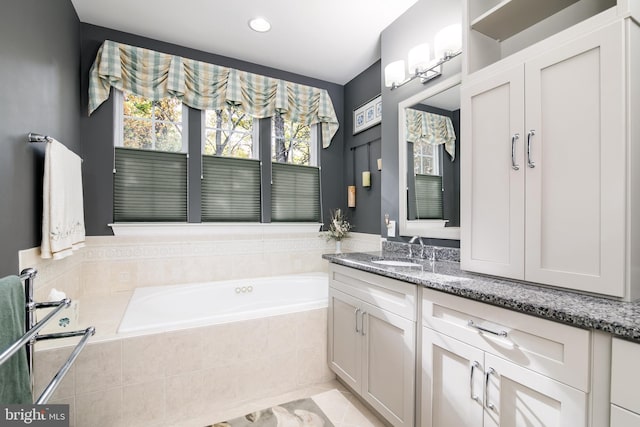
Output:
[
  {"xmin": 405, "ymin": 108, "xmax": 456, "ymax": 160},
  {"xmin": 88, "ymin": 40, "xmax": 339, "ymax": 148}
]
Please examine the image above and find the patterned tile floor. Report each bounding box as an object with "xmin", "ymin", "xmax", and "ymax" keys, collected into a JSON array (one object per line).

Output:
[{"xmin": 175, "ymin": 379, "xmax": 388, "ymax": 427}]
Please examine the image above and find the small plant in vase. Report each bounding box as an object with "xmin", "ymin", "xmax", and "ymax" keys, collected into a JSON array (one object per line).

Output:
[{"xmin": 324, "ymin": 208, "xmax": 353, "ymax": 253}]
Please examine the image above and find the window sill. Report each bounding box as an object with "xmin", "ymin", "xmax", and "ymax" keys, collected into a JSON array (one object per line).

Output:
[{"xmin": 109, "ymin": 222, "xmax": 324, "ymax": 237}]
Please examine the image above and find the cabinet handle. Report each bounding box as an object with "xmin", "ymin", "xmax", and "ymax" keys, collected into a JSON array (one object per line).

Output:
[
  {"xmin": 355, "ymin": 308, "xmax": 361, "ymax": 333},
  {"xmin": 485, "ymin": 367, "xmax": 497, "ymax": 412},
  {"xmin": 527, "ymin": 130, "xmax": 536, "ymax": 168},
  {"xmin": 361, "ymin": 311, "xmax": 367, "ymax": 336},
  {"xmin": 468, "ymin": 320, "xmax": 508, "ymax": 338},
  {"xmin": 511, "ymin": 133, "xmax": 520, "ymax": 170},
  {"xmin": 470, "ymin": 360, "xmax": 480, "ymax": 402}
]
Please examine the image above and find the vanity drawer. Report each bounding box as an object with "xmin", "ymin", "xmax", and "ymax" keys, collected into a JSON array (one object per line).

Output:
[
  {"xmin": 611, "ymin": 338, "xmax": 640, "ymax": 415},
  {"xmin": 422, "ymin": 288, "xmax": 591, "ymax": 392},
  {"xmin": 329, "ymin": 264, "xmax": 417, "ymax": 321}
]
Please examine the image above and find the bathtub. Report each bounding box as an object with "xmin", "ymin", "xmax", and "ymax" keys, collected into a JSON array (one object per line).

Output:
[{"xmin": 118, "ymin": 272, "xmax": 328, "ymax": 334}]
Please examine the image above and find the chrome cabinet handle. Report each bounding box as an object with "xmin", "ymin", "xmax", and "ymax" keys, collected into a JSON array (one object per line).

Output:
[
  {"xmin": 468, "ymin": 320, "xmax": 508, "ymax": 338},
  {"xmin": 470, "ymin": 360, "xmax": 480, "ymax": 402},
  {"xmin": 527, "ymin": 130, "xmax": 535, "ymax": 168},
  {"xmin": 485, "ymin": 367, "xmax": 497, "ymax": 412},
  {"xmin": 354, "ymin": 308, "xmax": 361, "ymax": 333},
  {"xmin": 511, "ymin": 133, "xmax": 520, "ymax": 170},
  {"xmin": 361, "ymin": 312, "xmax": 367, "ymax": 336}
]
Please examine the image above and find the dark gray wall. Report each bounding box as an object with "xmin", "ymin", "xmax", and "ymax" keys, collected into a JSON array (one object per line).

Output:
[
  {"xmin": 343, "ymin": 61, "xmax": 382, "ymax": 234},
  {"xmin": 0, "ymin": 0, "xmax": 80, "ymax": 276},
  {"xmin": 381, "ymin": 0, "xmax": 461, "ymax": 245},
  {"xmin": 79, "ymin": 24, "xmax": 345, "ymax": 235}
]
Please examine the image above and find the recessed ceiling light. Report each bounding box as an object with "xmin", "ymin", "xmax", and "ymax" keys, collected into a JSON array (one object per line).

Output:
[{"xmin": 248, "ymin": 17, "xmax": 271, "ymax": 33}]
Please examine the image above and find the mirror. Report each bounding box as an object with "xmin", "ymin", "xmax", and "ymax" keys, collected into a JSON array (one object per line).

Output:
[{"xmin": 398, "ymin": 74, "xmax": 461, "ymax": 240}]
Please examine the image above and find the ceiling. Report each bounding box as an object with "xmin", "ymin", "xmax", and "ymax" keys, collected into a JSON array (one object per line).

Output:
[{"xmin": 71, "ymin": 0, "xmax": 419, "ymax": 85}]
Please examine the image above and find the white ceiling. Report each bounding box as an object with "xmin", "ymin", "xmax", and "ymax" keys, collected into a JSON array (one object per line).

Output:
[{"xmin": 71, "ymin": 0, "xmax": 419, "ymax": 85}]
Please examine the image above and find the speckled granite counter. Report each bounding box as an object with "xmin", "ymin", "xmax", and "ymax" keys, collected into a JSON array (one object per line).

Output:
[{"xmin": 323, "ymin": 251, "xmax": 640, "ymax": 342}]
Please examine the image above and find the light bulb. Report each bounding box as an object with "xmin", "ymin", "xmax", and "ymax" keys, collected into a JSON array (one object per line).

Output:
[
  {"xmin": 384, "ymin": 60, "xmax": 406, "ymax": 88},
  {"xmin": 408, "ymin": 43, "xmax": 431, "ymax": 73},
  {"xmin": 248, "ymin": 17, "xmax": 271, "ymax": 33},
  {"xmin": 434, "ymin": 24, "xmax": 462, "ymax": 60}
]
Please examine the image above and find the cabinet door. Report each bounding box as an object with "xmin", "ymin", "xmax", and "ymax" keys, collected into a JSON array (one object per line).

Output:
[
  {"xmin": 524, "ymin": 21, "xmax": 626, "ymax": 296},
  {"xmin": 484, "ymin": 353, "xmax": 587, "ymax": 427},
  {"xmin": 361, "ymin": 301, "xmax": 415, "ymax": 427},
  {"xmin": 421, "ymin": 328, "xmax": 484, "ymax": 427},
  {"xmin": 327, "ymin": 288, "xmax": 362, "ymax": 391},
  {"xmin": 611, "ymin": 405, "xmax": 640, "ymax": 427},
  {"xmin": 461, "ymin": 65, "xmax": 526, "ymax": 280}
]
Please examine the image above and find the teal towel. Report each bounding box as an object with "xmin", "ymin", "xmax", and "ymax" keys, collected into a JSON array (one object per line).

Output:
[{"xmin": 0, "ymin": 275, "xmax": 32, "ymax": 404}]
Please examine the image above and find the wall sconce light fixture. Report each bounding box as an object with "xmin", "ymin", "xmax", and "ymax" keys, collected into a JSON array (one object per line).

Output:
[
  {"xmin": 384, "ymin": 24, "xmax": 462, "ymax": 90},
  {"xmin": 362, "ymin": 142, "xmax": 371, "ymax": 188}
]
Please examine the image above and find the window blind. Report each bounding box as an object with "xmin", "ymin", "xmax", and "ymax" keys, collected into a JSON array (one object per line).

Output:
[
  {"xmin": 201, "ymin": 156, "xmax": 261, "ymax": 222},
  {"xmin": 272, "ymin": 163, "xmax": 320, "ymax": 222},
  {"xmin": 114, "ymin": 147, "xmax": 187, "ymax": 222},
  {"xmin": 415, "ymin": 174, "xmax": 443, "ymax": 220}
]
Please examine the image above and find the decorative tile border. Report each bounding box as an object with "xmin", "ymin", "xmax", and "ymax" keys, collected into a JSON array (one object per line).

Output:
[{"xmin": 19, "ymin": 232, "xmax": 382, "ymax": 299}]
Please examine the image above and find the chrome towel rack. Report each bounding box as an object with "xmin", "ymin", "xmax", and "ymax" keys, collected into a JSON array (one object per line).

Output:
[
  {"xmin": 0, "ymin": 268, "xmax": 95, "ymax": 404},
  {"xmin": 27, "ymin": 132, "xmax": 53, "ymax": 143}
]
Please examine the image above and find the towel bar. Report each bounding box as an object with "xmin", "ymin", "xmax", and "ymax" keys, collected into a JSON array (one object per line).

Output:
[
  {"xmin": 27, "ymin": 132, "xmax": 53, "ymax": 143},
  {"xmin": 0, "ymin": 268, "xmax": 96, "ymax": 404}
]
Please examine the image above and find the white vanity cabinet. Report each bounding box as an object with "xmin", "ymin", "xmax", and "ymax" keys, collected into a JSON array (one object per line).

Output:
[
  {"xmin": 327, "ymin": 264, "xmax": 417, "ymax": 427},
  {"xmin": 610, "ymin": 338, "xmax": 640, "ymax": 426},
  {"xmin": 421, "ymin": 288, "xmax": 593, "ymax": 427},
  {"xmin": 461, "ymin": 19, "xmax": 637, "ymax": 298}
]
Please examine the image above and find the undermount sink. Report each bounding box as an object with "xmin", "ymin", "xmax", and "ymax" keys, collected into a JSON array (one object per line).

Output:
[{"xmin": 371, "ymin": 259, "xmax": 422, "ymax": 268}]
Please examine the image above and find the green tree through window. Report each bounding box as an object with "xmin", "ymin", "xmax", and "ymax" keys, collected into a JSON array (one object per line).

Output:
[
  {"xmin": 272, "ymin": 112, "xmax": 311, "ymax": 165},
  {"xmin": 204, "ymin": 106, "xmax": 255, "ymax": 158},
  {"xmin": 123, "ymin": 94, "xmax": 184, "ymax": 152}
]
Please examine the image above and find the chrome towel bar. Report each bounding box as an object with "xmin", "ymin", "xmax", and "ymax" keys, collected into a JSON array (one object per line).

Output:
[{"xmin": 0, "ymin": 268, "xmax": 96, "ymax": 404}]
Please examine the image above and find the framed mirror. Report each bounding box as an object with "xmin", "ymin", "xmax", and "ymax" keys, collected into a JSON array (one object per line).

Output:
[{"xmin": 398, "ymin": 73, "xmax": 461, "ymax": 239}]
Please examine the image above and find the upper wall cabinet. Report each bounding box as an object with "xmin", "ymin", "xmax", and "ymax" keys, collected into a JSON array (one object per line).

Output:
[
  {"xmin": 465, "ymin": 0, "xmax": 617, "ymax": 74},
  {"xmin": 461, "ymin": 19, "xmax": 640, "ymax": 299}
]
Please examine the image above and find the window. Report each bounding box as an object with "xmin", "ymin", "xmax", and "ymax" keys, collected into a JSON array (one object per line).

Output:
[
  {"xmin": 412, "ymin": 142, "xmax": 443, "ymax": 220},
  {"xmin": 413, "ymin": 140, "xmax": 440, "ymax": 176},
  {"xmin": 201, "ymin": 106, "xmax": 261, "ymax": 222},
  {"xmin": 204, "ymin": 106, "xmax": 257, "ymax": 158},
  {"xmin": 121, "ymin": 93, "xmax": 187, "ymax": 153},
  {"xmin": 271, "ymin": 113, "xmax": 317, "ymax": 166},
  {"xmin": 271, "ymin": 113, "xmax": 320, "ymax": 222},
  {"xmin": 113, "ymin": 91, "xmax": 188, "ymax": 222},
  {"xmin": 113, "ymin": 94, "xmax": 322, "ymax": 224}
]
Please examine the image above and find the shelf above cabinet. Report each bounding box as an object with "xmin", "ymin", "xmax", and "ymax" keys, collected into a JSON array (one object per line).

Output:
[{"xmin": 471, "ymin": 0, "xmax": 580, "ymax": 41}]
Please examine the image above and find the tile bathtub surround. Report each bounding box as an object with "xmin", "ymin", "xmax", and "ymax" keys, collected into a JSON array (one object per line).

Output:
[
  {"xmin": 33, "ymin": 308, "xmax": 334, "ymax": 427},
  {"xmin": 324, "ymin": 252, "xmax": 640, "ymax": 342},
  {"xmin": 17, "ymin": 231, "xmax": 381, "ymax": 337},
  {"xmin": 19, "ymin": 231, "xmax": 380, "ymax": 299}
]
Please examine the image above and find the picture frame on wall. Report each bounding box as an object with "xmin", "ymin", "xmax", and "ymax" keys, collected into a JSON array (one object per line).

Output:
[{"xmin": 353, "ymin": 94, "xmax": 382, "ymax": 134}]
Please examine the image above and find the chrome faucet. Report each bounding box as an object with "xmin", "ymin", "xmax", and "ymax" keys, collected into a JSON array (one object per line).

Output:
[{"xmin": 409, "ymin": 235, "xmax": 425, "ymax": 259}]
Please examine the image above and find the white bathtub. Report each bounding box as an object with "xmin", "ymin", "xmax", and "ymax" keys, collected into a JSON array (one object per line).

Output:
[{"xmin": 118, "ymin": 272, "xmax": 328, "ymax": 334}]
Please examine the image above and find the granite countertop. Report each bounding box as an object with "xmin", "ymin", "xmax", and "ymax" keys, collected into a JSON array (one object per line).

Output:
[{"xmin": 323, "ymin": 251, "xmax": 640, "ymax": 342}]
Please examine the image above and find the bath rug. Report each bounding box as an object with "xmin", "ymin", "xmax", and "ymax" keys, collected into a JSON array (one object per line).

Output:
[{"xmin": 206, "ymin": 397, "xmax": 334, "ymax": 427}]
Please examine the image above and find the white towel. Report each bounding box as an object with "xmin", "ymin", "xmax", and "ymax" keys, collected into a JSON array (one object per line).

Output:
[{"xmin": 41, "ymin": 139, "xmax": 86, "ymax": 260}]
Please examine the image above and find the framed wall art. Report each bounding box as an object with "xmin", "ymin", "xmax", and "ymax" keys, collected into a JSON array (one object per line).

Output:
[{"xmin": 353, "ymin": 94, "xmax": 382, "ymax": 134}]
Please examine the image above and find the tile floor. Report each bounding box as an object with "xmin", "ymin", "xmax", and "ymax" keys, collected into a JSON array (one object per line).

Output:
[{"xmin": 175, "ymin": 379, "xmax": 388, "ymax": 427}]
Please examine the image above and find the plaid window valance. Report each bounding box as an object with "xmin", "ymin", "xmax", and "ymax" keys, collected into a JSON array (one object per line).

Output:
[
  {"xmin": 88, "ymin": 40, "xmax": 339, "ymax": 148},
  {"xmin": 405, "ymin": 108, "xmax": 456, "ymax": 160}
]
